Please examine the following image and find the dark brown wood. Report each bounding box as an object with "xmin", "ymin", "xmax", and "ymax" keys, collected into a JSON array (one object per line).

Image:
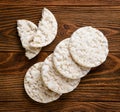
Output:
[
  {"xmin": 1, "ymin": 102, "xmax": 120, "ymax": 112},
  {"xmin": 0, "ymin": 1, "xmax": 120, "ymax": 111},
  {"xmin": 0, "ymin": 6, "xmax": 120, "ymax": 52},
  {"xmin": 0, "ymin": 0, "xmax": 120, "ymax": 6}
]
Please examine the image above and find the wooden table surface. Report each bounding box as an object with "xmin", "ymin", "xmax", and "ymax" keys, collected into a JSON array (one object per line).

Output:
[{"xmin": 0, "ymin": 0, "xmax": 120, "ymax": 112}]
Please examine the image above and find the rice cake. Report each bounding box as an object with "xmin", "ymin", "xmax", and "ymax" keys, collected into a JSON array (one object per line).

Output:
[
  {"xmin": 24, "ymin": 62, "xmax": 61, "ymax": 103},
  {"xmin": 41, "ymin": 54, "xmax": 80, "ymax": 94},
  {"xmin": 30, "ymin": 8, "xmax": 57, "ymax": 47},
  {"xmin": 17, "ymin": 20, "xmax": 42, "ymax": 59},
  {"xmin": 69, "ymin": 26, "xmax": 109, "ymax": 68},
  {"xmin": 53, "ymin": 38, "xmax": 91, "ymax": 79}
]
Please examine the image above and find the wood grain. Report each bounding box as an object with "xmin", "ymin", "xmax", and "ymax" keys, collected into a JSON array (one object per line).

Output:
[
  {"xmin": 0, "ymin": 0, "xmax": 120, "ymax": 6},
  {"xmin": 0, "ymin": 52, "xmax": 120, "ymax": 102},
  {"xmin": 0, "ymin": 0, "xmax": 120, "ymax": 111},
  {"xmin": 1, "ymin": 102, "xmax": 120, "ymax": 112},
  {"xmin": 0, "ymin": 6, "xmax": 120, "ymax": 52}
]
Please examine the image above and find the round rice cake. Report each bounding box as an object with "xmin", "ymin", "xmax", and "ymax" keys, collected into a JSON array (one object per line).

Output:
[
  {"xmin": 24, "ymin": 62, "xmax": 61, "ymax": 103},
  {"xmin": 30, "ymin": 8, "xmax": 57, "ymax": 47},
  {"xmin": 41, "ymin": 54, "xmax": 80, "ymax": 94},
  {"xmin": 69, "ymin": 26, "xmax": 109, "ymax": 68},
  {"xmin": 53, "ymin": 38, "xmax": 91, "ymax": 79}
]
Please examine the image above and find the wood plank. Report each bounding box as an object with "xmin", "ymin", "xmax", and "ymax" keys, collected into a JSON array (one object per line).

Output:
[
  {"xmin": 0, "ymin": 102, "xmax": 120, "ymax": 112},
  {"xmin": 0, "ymin": 0, "xmax": 120, "ymax": 111},
  {"xmin": 0, "ymin": 0, "xmax": 120, "ymax": 6},
  {"xmin": 0, "ymin": 52, "xmax": 120, "ymax": 102},
  {"xmin": 0, "ymin": 6, "xmax": 120, "ymax": 52}
]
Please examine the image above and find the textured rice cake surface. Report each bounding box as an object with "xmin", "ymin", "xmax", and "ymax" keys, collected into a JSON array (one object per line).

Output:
[
  {"xmin": 25, "ymin": 47, "xmax": 41, "ymax": 59},
  {"xmin": 53, "ymin": 38, "xmax": 91, "ymax": 79},
  {"xmin": 41, "ymin": 54, "xmax": 80, "ymax": 94},
  {"xmin": 69, "ymin": 26, "xmax": 109, "ymax": 68},
  {"xmin": 30, "ymin": 8, "xmax": 57, "ymax": 47},
  {"xmin": 17, "ymin": 20, "xmax": 41, "ymax": 59},
  {"xmin": 24, "ymin": 62, "xmax": 61, "ymax": 103}
]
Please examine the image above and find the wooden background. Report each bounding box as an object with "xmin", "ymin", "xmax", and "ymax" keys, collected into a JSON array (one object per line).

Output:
[{"xmin": 0, "ymin": 0, "xmax": 120, "ymax": 111}]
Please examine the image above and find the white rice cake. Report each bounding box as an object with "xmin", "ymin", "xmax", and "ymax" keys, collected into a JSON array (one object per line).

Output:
[
  {"xmin": 53, "ymin": 38, "xmax": 91, "ymax": 79},
  {"xmin": 17, "ymin": 20, "xmax": 41, "ymax": 59},
  {"xmin": 30, "ymin": 8, "xmax": 57, "ymax": 47},
  {"xmin": 24, "ymin": 62, "xmax": 61, "ymax": 103},
  {"xmin": 41, "ymin": 54, "xmax": 80, "ymax": 94},
  {"xmin": 69, "ymin": 26, "xmax": 109, "ymax": 68}
]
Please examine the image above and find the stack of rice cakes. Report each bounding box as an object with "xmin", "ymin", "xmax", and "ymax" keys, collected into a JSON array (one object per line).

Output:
[{"xmin": 24, "ymin": 26, "xmax": 109, "ymax": 103}]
